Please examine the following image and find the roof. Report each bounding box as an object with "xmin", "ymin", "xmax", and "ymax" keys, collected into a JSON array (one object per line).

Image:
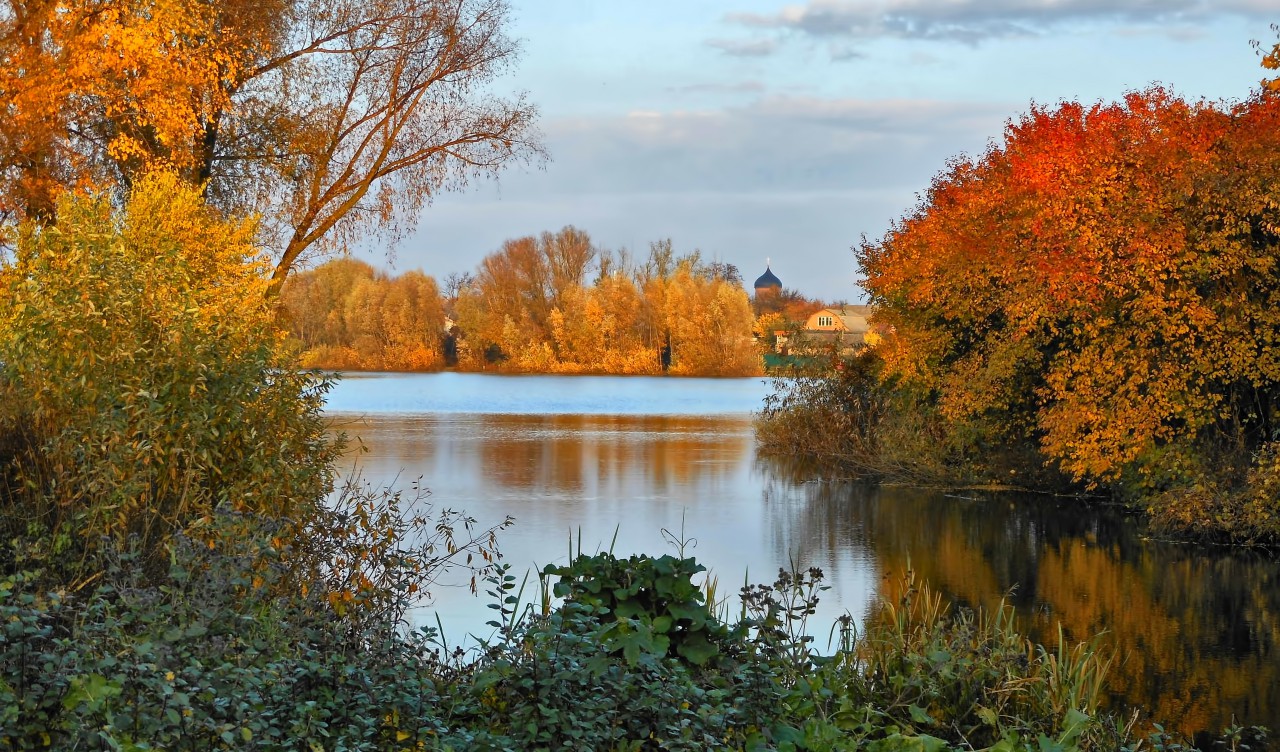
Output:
[
  {"xmin": 753, "ymin": 266, "xmax": 782, "ymax": 290},
  {"xmin": 807, "ymin": 306, "xmax": 874, "ymax": 333}
]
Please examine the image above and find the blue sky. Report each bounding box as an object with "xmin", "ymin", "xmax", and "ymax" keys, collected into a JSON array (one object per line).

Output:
[{"xmin": 394, "ymin": 0, "xmax": 1277, "ymax": 302}]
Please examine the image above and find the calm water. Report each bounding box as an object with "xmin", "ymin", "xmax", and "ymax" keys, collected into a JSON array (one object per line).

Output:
[{"xmin": 325, "ymin": 372, "xmax": 1280, "ymax": 739}]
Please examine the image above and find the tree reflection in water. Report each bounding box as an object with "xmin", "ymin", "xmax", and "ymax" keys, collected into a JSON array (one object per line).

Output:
[{"xmin": 756, "ymin": 455, "xmax": 1280, "ymax": 738}]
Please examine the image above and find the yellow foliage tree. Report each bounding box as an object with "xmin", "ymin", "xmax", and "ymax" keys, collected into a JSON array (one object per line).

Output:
[
  {"xmin": 280, "ymin": 259, "xmax": 445, "ymax": 371},
  {"xmin": 666, "ymin": 262, "xmax": 762, "ymax": 377}
]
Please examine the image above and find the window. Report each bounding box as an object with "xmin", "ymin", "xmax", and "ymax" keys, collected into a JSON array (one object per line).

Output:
[{"xmin": 818, "ymin": 316, "xmax": 833, "ymax": 327}]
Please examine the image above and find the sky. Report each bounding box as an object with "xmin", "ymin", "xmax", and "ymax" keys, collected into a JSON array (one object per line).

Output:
[{"xmin": 389, "ymin": 0, "xmax": 1277, "ymax": 303}]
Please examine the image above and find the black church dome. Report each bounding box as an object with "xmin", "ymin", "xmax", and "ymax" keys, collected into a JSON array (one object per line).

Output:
[{"xmin": 753, "ymin": 266, "xmax": 782, "ymax": 290}]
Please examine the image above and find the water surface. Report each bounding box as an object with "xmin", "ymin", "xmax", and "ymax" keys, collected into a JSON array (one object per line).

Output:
[{"xmin": 326, "ymin": 372, "xmax": 1280, "ymax": 739}]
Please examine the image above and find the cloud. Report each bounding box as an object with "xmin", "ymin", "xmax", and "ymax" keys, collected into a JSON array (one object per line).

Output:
[
  {"xmin": 725, "ymin": 0, "xmax": 1271, "ymax": 44},
  {"xmin": 706, "ymin": 37, "xmax": 781, "ymax": 56},
  {"xmin": 668, "ymin": 80, "xmax": 768, "ymax": 95},
  {"xmin": 827, "ymin": 42, "xmax": 868, "ymax": 60},
  {"xmin": 462, "ymin": 96, "xmax": 1010, "ymax": 198}
]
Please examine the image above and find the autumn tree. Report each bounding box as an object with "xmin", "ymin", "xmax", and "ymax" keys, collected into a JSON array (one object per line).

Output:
[
  {"xmin": 1257, "ymin": 24, "xmax": 1280, "ymax": 91},
  {"xmin": 442, "ymin": 270, "xmax": 475, "ymax": 311},
  {"xmin": 549, "ymin": 271, "xmax": 657, "ymax": 374},
  {"xmin": 0, "ymin": 0, "xmax": 541, "ymax": 291},
  {"xmin": 280, "ymin": 258, "xmax": 446, "ymax": 370},
  {"xmin": 666, "ymin": 259, "xmax": 761, "ymax": 377},
  {"xmin": 280, "ymin": 258, "xmax": 379, "ymax": 352},
  {"xmin": 859, "ymin": 86, "xmax": 1280, "ymax": 497},
  {"xmin": 455, "ymin": 226, "xmax": 596, "ymax": 368}
]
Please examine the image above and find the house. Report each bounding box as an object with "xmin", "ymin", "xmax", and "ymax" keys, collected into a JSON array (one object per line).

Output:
[
  {"xmin": 804, "ymin": 305, "xmax": 872, "ymax": 335},
  {"xmin": 794, "ymin": 305, "xmax": 876, "ymax": 354}
]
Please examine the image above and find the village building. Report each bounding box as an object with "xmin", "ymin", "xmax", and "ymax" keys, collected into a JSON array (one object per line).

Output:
[{"xmin": 801, "ymin": 304, "xmax": 875, "ymax": 352}]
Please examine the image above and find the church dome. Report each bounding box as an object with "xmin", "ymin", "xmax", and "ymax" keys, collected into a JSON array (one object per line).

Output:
[{"xmin": 753, "ymin": 265, "xmax": 782, "ymax": 291}]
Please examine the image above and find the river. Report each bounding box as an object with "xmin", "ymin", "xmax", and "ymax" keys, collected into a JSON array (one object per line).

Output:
[{"xmin": 324, "ymin": 371, "xmax": 1280, "ymax": 740}]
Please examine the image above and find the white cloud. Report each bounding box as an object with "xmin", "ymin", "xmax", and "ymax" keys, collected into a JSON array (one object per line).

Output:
[
  {"xmin": 528, "ymin": 96, "xmax": 1007, "ymax": 196},
  {"xmin": 667, "ymin": 80, "xmax": 769, "ymax": 95}
]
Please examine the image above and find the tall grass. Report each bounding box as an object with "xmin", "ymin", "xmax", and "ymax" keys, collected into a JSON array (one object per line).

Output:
[{"xmin": 825, "ymin": 568, "xmax": 1115, "ymax": 748}]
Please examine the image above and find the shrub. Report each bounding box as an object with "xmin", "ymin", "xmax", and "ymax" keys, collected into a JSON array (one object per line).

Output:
[
  {"xmin": 0, "ymin": 174, "xmax": 339, "ymax": 579},
  {"xmin": 0, "ymin": 539, "xmax": 452, "ymax": 751},
  {"xmin": 837, "ymin": 570, "xmax": 1113, "ymax": 749},
  {"xmin": 756, "ymin": 351, "xmax": 959, "ymax": 484},
  {"xmin": 543, "ymin": 552, "xmax": 736, "ymax": 667},
  {"xmin": 1148, "ymin": 441, "xmax": 1280, "ymax": 546}
]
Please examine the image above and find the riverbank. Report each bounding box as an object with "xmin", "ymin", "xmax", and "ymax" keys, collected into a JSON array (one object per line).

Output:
[{"xmin": 755, "ymin": 351, "xmax": 1280, "ymax": 548}]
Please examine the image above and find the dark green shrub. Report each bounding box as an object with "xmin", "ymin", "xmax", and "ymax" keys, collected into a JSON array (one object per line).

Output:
[
  {"xmin": 543, "ymin": 552, "xmax": 736, "ymax": 667},
  {"xmin": 0, "ymin": 536, "xmax": 452, "ymax": 751},
  {"xmin": 435, "ymin": 557, "xmax": 797, "ymax": 751}
]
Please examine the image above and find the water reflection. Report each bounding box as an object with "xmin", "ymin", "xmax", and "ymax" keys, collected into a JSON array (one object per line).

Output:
[
  {"xmin": 337, "ymin": 413, "xmax": 755, "ymax": 501},
  {"xmin": 757, "ymin": 473, "xmax": 1280, "ymax": 737},
  {"xmin": 330, "ymin": 399, "xmax": 1280, "ymax": 738},
  {"xmin": 333, "ymin": 412, "xmax": 877, "ymax": 653}
]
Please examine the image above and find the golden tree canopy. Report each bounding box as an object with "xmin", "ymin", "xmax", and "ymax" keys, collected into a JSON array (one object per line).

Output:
[{"xmin": 0, "ymin": 0, "xmax": 542, "ymax": 291}]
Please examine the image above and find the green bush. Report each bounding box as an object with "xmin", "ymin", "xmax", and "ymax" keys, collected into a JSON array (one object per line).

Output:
[
  {"xmin": 543, "ymin": 552, "xmax": 736, "ymax": 667},
  {"xmin": 0, "ymin": 538, "xmax": 451, "ymax": 751},
  {"xmin": 1, "ymin": 540, "xmax": 1257, "ymax": 751}
]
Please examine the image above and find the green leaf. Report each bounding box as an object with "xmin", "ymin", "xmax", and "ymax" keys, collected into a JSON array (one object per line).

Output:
[
  {"xmin": 675, "ymin": 633, "xmax": 718, "ymax": 666},
  {"xmin": 908, "ymin": 704, "xmax": 935, "ymax": 726},
  {"xmin": 62, "ymin": 674, "xmax": 122, "ymax": 711}
]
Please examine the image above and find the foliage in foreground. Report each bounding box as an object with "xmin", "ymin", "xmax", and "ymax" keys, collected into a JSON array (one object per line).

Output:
[{"xmin": 5, "ymin": 539, "xmax": 1264, "ymax": 751}]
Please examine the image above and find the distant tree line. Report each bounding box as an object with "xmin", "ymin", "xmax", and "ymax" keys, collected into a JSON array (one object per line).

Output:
[{"xmin": 280, "ymin": 227, "xmax": 763, "ymax": 376}]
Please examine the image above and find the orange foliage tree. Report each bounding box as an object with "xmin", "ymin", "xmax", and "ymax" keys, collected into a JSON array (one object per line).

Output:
[
  {"xmin": 454, "ymin": 227, "xmax": 596, "ymax": 370},
  {"xmin": 860, "ymin": 87, "xmax": 1280, "ymax": 494},
  {"xmin": 0, "ymin": 0, "xmax": 541, "ymax": 291}
]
